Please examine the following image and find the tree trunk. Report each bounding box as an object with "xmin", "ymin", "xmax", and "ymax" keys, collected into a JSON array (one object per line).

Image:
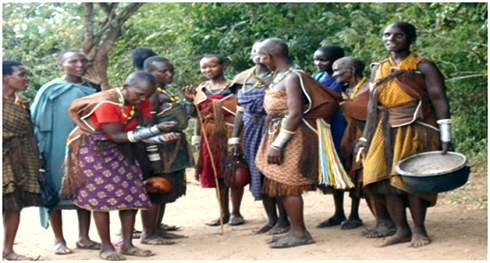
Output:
[{"xmin": 80, "ymin": 3, "xmax": 144, "ymax": 90}]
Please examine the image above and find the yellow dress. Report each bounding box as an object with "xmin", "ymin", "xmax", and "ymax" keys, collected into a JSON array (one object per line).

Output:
[{"xmin": 363, "ymin": 52, "xmax": 440, "ymax": 206}]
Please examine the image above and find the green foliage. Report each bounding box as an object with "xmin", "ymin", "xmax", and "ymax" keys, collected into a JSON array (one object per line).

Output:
[
  {"xmin": 2, "ymin": 3, "xmax": 84, "ymax": 97},
  {"xmin": 2, "ymin": 2, "xmax": 487, "ymax": 157}
]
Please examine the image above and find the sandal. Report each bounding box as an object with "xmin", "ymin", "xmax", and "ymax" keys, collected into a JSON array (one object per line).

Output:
[
  {"xmin": 267, "ymin": 225, "xmax": 291, "ymax": 235},
  {"xmin": 340, "ymin": 219, "xmax": 363, "ymax": 230},
  {"xmin": 269, "ymin": 235, "xmax": 315, "ymax": 249},
  {"xmin": 205, "ymin": 215, "xmax": 230, "ymax": 226},
  {"xmin": 99, "ymin": 250, "xmax": 125, "ymax": 261},
  {"xmin": 76, "ymin": 241, "xmax": 102, "ymax": 250},
  {"xmin": 120, "ymin": 247, "xmax": 154, "ymax": 257},
  {"xmin": 316, "ymin": 216, "xmax": 346, "ymax": 228},
  {"xmin": 116, "ymin": 229, "xmax": 142, "ymax": 239},
  {"xmin": 160, "ymin": 224, "xmax": 181, "ymax": 231},
  {"xmin": 140, "ymin": 236, "xmax": 176, "ymax": 246},
  {"xmin": 228, "ymin": 214, "xmax": 245, "ymax": 226},
  {"xmin": 53, "ymin": 242, "xmax": 73, "ymax": 255},
  {"xmin": 252, "ymin": 224, "xmax": 273, "ymax": 235},
  {"xmin": 3, "ymin": 252, "xmax": 40, "ymax": 261}
]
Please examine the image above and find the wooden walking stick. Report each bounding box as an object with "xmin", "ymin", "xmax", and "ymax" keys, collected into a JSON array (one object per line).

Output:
[{"xmin": 194, "ymin": 101, "xmax": 225, "ymax": 235}]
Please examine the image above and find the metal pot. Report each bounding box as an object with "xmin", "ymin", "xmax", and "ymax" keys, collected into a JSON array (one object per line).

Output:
[{"xmin": 395, "ymin": 151, "xmax": 470, "ymax": 193}]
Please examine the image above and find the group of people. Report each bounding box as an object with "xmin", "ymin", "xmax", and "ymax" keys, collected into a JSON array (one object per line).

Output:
[{"xmin": 3, "ymin": 21, "xmax": 453, "ymax": 260}]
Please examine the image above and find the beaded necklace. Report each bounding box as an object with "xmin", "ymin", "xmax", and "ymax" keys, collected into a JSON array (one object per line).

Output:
[
  {"xmin": 115, "ymin": 88, "xmax": 136, "ymax": 122},
  {"xmin": 157, "ymin": 87, "xmax": 179, "ymax": 102},
  {"xmin": 242, "ymin": 67, "xmax": 274, "ymax": 93},
  {"xmin": 350, "ymin": 77, "xmax": 367, "ymax": 98},
  {"xmin": 269, "ymin": 64, "xmax": 299, "ymax": 89},
  {"xmin": 204, "ymin": 80, "xmax": 232, "ymax": 95}
]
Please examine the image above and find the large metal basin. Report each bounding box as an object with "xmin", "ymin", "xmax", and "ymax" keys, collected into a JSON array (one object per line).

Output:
[{"xmin": 395, "ymin": 151, "xmax": 470, "ymax": 193}]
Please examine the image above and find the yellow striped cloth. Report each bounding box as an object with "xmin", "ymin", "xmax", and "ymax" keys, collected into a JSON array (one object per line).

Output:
[{"xmin": 317, "ymin": 119, "xmax": 354, "ymax": 189}]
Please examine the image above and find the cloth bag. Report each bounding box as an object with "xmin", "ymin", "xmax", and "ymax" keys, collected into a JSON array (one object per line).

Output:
[{"xmin": 38, "ymin": 178, "xmax": 60, "ymax": 208}]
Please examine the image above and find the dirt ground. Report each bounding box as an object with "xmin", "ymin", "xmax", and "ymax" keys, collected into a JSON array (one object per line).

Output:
[{"xmin": 13, "ymin": 168, "xmax": 487, "ymax": 261}]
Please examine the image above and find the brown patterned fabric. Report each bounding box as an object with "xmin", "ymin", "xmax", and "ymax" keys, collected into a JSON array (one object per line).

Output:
[
  {"xmin": 68, "ymin": 89, "xmax": 119, "ymax": 136},
  {"xmin": 255, "ymin": 70, "xmax": 340, "ymax": 197},
  {"xmin": 338, "ymin": 82, "xmax": 369, "ymax": 173},
  {"xmin": 3, "ymin": 97, "xmax": 42, "ymax": 211}
]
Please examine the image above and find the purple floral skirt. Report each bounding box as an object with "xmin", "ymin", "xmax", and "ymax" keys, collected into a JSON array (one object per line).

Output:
[{"xmin": 70, "ymin": 134, "xmax": 151, "ymax": 211}]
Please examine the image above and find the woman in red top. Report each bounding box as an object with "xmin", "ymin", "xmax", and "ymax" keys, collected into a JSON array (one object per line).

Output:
[{"xmin": 64, "ymin": 71, "xmax": 178, "ymax": 260}]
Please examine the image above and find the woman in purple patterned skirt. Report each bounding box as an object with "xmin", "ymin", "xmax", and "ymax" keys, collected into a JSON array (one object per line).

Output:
[{"xmin": 63, "ymin": 71, "xmax": 179, "ymax": 261}]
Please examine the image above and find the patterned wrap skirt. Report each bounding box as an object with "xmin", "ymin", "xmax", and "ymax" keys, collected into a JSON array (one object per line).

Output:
[
  {"xmin": 237, "ymin": 87, "xmax": 268, "ymax": 200},
  {"xmin": 69, "ymin": 134, "xmax": 151, "ymax": 211}
]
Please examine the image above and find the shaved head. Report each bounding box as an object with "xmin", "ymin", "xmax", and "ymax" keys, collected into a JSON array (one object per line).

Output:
[
  {"xmin": 126, "ymin": 70, "xmax": 157, "ymax": 90},
  {"xmin": 334, "ymin": 56, "xmax": 365, "ymax": 77},
  {"xmin": 258, "ymin": 38, "xmax": 289, "ymax": 58}
]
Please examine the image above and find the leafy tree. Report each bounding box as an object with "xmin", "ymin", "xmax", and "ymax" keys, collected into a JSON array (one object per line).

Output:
[{"xmin": 2, "ymin": 2, "xmax": 487, "ymax": 157}]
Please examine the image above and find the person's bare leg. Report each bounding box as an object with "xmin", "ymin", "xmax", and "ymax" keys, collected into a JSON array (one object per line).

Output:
[
  {"xmin": 3, "ymin": 210, "xmax": 37, "ymax": 260},
  {"xmin": 206, "ymin": 180, "xmax": 230, "ymax": 225},
  {"xmin": 253, "ymin": 195, "xmax": 277, "ymax": 234},
  {"xmin": 229, "ymin": 186, "xmax": 245, "ymax": 225},
  {"xmin": 269, "ymin": 195, "xmax": 314, "ymax": 248},
  {"xmin": 283, "ymin": 195, "xmax": 309, "ymax": 238},
  {"xmin": 407, "ymin": 195, "xmax": 431, "ymax": 248},
  {"xmin": 375, "ymin": 194, "xmax": 411, "ymax": 247},
  {"xmin": 349, "ymin": 195, "xmax": 361, "ymax": 220},
  {"xmin": 220, "ymin": 181, "xmax": 230, "ymax": 218},
  {"xmin": 3, "ymin": 210, "xmax": 20, "ymax": 257},
  {"xmin": 119, "ymin": 210, "xmax": 136, "ymax": 250},
  {"xmin": 93, "ymin": 211, "xmax": 124, "ymax": 260},
  {"xmin": 317, "ymin": 190, "xmax": 346, "ymax": 228},
  {"xmin": 141, "ymin": 203, "xmax": 160, "ymax": 242},
  {"xmin": 276, "ymin": 197, "xmax": 289, "ymax": 226},
  {"xmin": 158, "ymin": 203, "xmax": 186, "ymax": 239},
  {"xmin": 157, "ymin": 204, "xmax": 165, "ymax": 229},
  {"xmin": 231, "ymin": 186, "xmax": 244, "ymax": 216},
  {"xmin": 50, "ymin": 209, "xmax": 72, "ymax": 254},
  {"xmin": 119, "ymin": 209, "xmax": 153, "ymax": 257},
  {"xmin": 76, "ymin": 208, "xmax": 99, "ymax": 247},
  {"xmin": 341, "ymin": 192, "xmax": 363, "ymax": 230},
  {"xmin": 266, "ymin": 196, "xmax": 290, "ymax": 235},
  {"xmin": 363, "ymin": 196, "xmax": 396, "ymax": 238}
]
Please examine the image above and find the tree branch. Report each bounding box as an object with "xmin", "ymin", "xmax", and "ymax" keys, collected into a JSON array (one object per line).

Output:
[
  {"xmin": 93, "ymin": 3, "xmax": 118, "ymax": 39},
  {"xmin": 81, "ymin": 3, "xmax": 95, "ymax": 55},
  {"xmin": 447, "ymin": 73, "xmax": 484, "ymax": 82},
  {"xmin": 98, "ymin": 3, "xmax": 117, "ymax": 16},
  {"xmin": 115, "ymin": 3, "xmax": 144, "ymax": 22}
]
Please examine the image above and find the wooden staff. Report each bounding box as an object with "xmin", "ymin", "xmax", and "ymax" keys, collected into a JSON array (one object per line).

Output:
[{"xmin": 194, "ymin": 100, "xmax": 225, "ymax": 235}]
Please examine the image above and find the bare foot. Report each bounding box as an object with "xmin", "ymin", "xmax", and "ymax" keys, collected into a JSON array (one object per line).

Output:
[
  {"xmin": 265, "ymin": 233, "xmax": 289, "ymax": 244},
  {"xmin": 141, "ymin": 236, "xmax": 176, "ymax": 246},
  {"xmin": 316, "ymin": 215, "xmax": 346, "ymax": 228},
  {"xmin": 252, "ymin": 224, "xmax": 273, "ymax": 235},
  {"xmin": 3, "ymin": 252, "xmax": 40, "ymax": 261},
  {"xmin": 158, "ymin": 230, "xmax": 188, "ymax": 239},
  {"xmin": 267, "ymin": 225, "xmax": 290, "ymax": 235},
  {"xmin": 269, "ymin": 234, "xmax": 315, "ymax": 249},
  {"xmin": 374, "ymin": 234, "xmax": 411, "ymax": 247},
  {"xmin": 409, "ymin": 234, "xmax": 431, "ymax": 248},
  {"xmin": 362, "ymin": 225, "xmax": 396, "ymax": 238}
]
